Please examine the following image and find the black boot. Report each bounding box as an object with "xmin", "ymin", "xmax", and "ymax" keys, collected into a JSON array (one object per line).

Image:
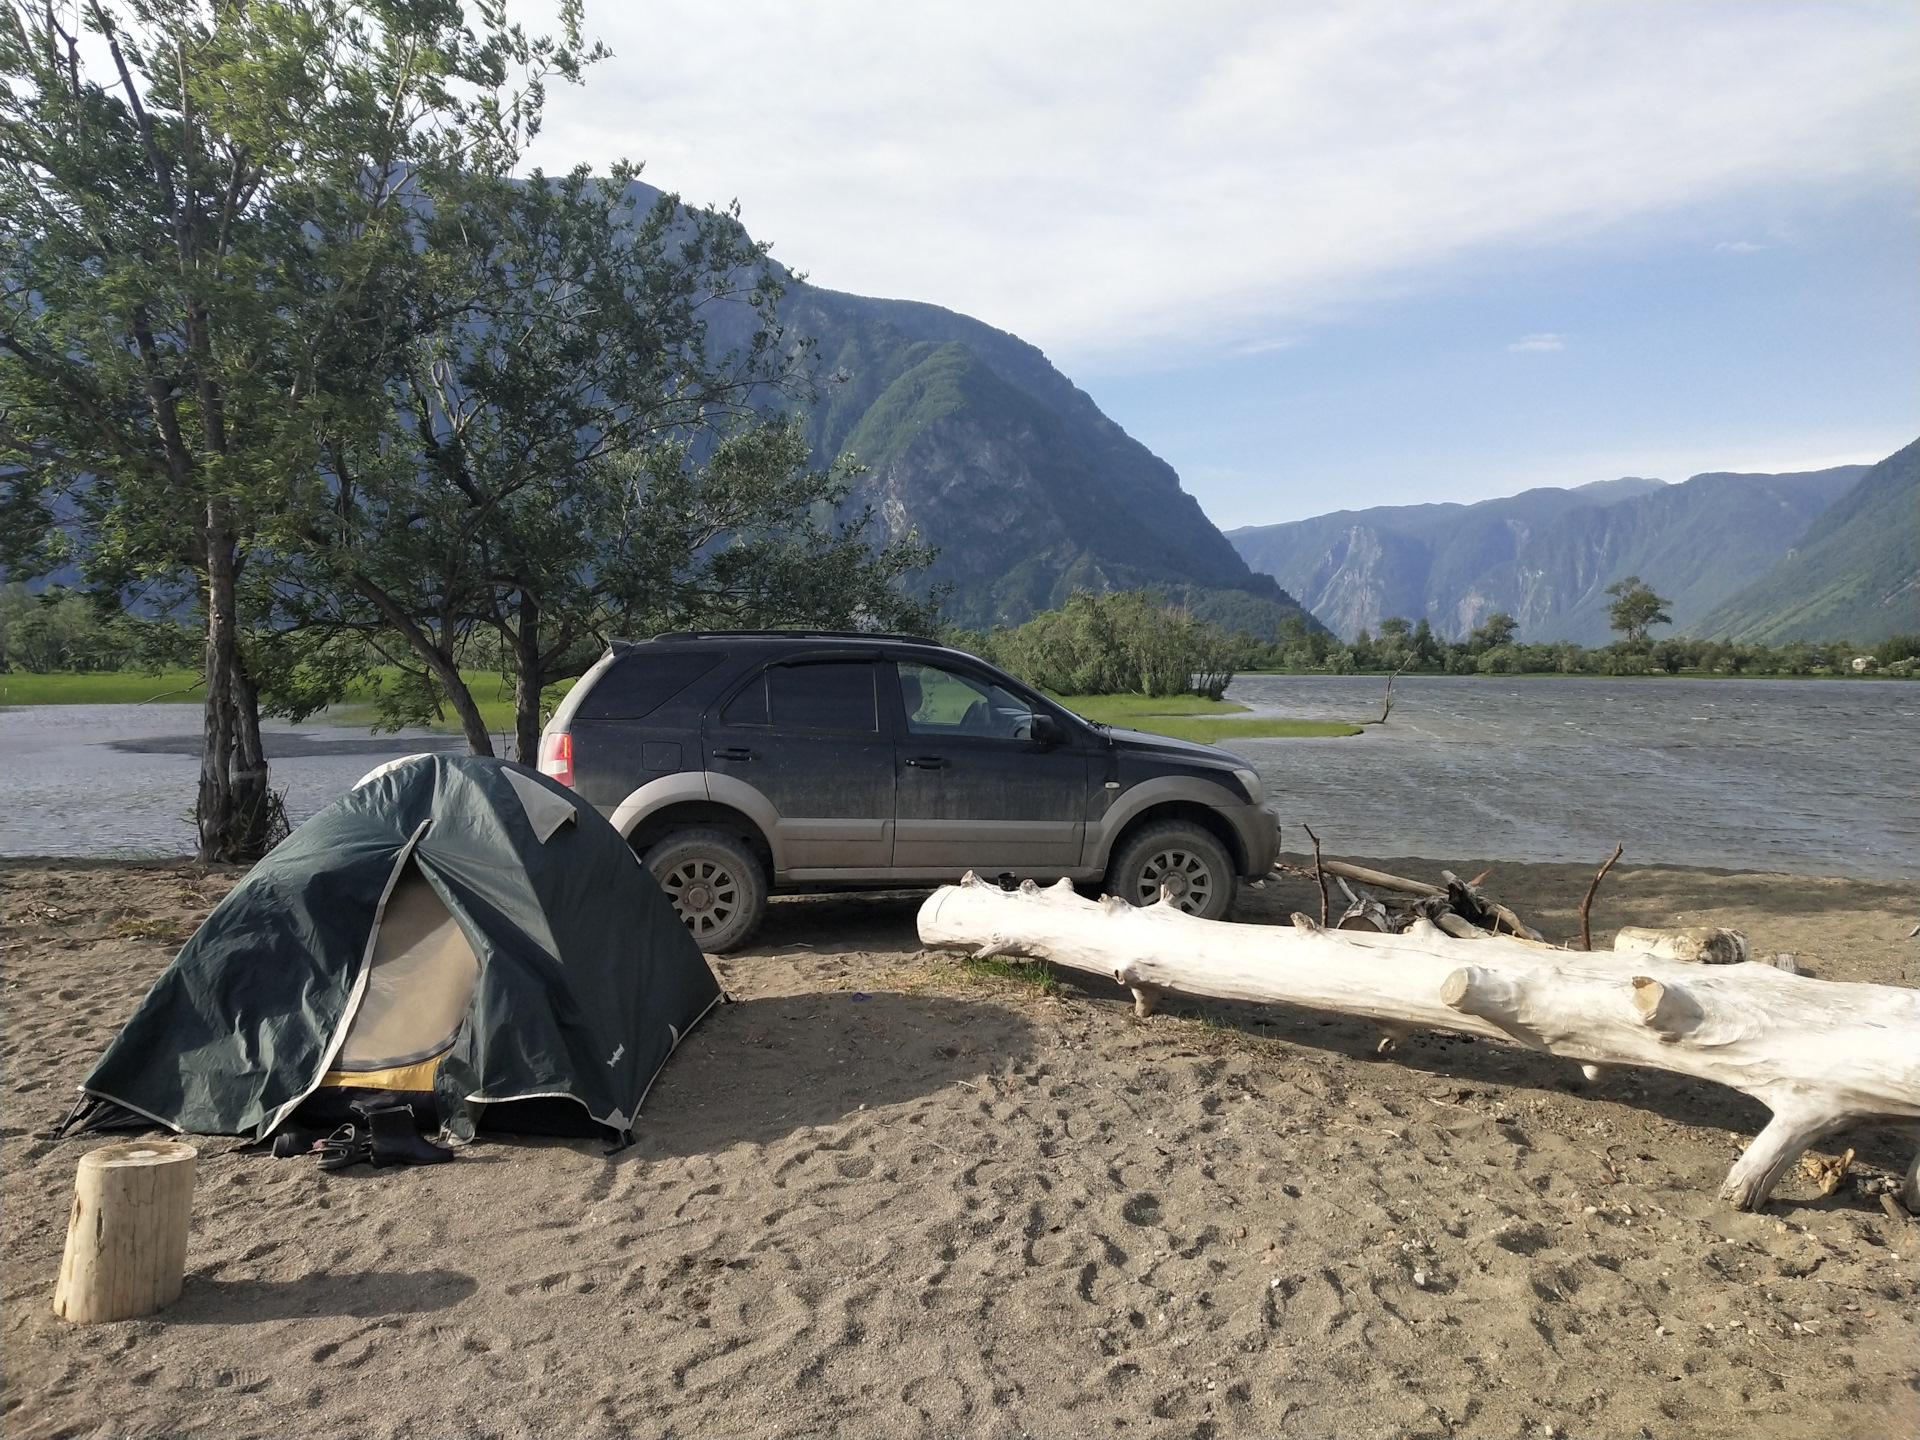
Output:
[{"xmin": 363, "ymin": 1102, "xmax": 455, "ymax": 1167}]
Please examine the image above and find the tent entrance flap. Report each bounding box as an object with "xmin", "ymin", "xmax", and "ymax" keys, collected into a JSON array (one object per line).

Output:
[{"xmin": 328, "ymin": 866, "xmax": 479, "ymax": 1074}]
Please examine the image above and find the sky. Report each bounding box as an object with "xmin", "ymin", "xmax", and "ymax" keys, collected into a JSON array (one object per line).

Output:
[{"xmin": 524, "ymin": 2, "xmax": 1920, "ymax": 527}]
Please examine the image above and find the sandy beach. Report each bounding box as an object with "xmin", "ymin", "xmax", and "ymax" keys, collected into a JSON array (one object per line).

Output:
[{"xmin": 3, "ymin": 855, "xmax": 1916, "ymax": 1439}]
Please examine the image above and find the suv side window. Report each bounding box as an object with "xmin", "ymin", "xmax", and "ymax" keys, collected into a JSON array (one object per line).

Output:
[
  {"xmin": 767, "ymin": 661, "xmax": 878, "ymax": 732},
  {"xmin": 898, "ymin": 661, "xmax": 1037, "ymax": 741}
]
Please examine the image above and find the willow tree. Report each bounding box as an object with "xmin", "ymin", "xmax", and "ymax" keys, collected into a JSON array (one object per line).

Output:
[{"xmin": 0, "ymin": 0, "xmax": 598, "ymax": 859}]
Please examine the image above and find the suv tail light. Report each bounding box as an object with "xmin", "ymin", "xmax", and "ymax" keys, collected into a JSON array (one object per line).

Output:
[{"xmin": 537, "ymin": 730, "xmax": 573, "ymax": 787}]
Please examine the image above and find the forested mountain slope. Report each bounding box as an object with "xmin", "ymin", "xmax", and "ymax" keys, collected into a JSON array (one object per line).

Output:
[{"xmin": 1690, "ymin": 440, "xmax": 1918, "ymax": 644}]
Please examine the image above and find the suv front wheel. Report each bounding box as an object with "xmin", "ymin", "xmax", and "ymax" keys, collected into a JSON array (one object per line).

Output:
[
  {"xmin": 643, "ymin": 828, "xmax": 767, "ymax": 954},
  {"xmin": 1108, "ymin": 821, "xmax": 1236, "ymax": 920}
]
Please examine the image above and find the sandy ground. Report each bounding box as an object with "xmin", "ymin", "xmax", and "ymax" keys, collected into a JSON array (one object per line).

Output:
[{"xmin": 3, "ymin": 854, "xmax": 1916, "ymax": 1440}]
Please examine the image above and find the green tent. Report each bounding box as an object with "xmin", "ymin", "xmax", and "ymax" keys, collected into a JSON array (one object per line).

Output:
[{"xmin": 76, "ymin": 755, "xmax": 721, "ymax": 1144}]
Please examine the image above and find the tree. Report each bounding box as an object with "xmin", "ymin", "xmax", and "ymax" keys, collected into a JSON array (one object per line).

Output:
[
  {"xmin": 274, "ymin": 169, "xmax": 940, "ymax": 763},
  {"xmin": 1606, "ymin": 575, "xmax": 1672, "ymax": 646},
  {"xmin": 0, "ymin": 0, "xmax": 598, "ymax": 858},
  {"xmin": 1471, "ymin": 612, "xmax": 1518, "ymax": 650}
]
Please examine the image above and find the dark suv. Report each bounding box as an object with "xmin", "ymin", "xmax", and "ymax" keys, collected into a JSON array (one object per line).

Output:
[{"xmin": 537, "ymin": 632, "xmax": 1280, "ymax": 951}]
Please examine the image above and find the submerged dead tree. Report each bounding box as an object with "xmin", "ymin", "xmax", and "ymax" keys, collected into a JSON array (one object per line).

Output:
[{"xmin": 918, "ymin": 874, "xmax": 1920, "ymax": 1212}]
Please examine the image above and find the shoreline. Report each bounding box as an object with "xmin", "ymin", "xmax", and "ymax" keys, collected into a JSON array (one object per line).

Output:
[{"xmin": 4, "ymin": 856, "xmax": 1914, "ymax": 1438}]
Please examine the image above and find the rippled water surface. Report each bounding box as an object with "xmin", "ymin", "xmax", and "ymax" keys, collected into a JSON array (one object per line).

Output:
[
  {"xmin": 1219, "ymin": 675, "xmax": 1918, "ymax": 880},
  {"xmin": 3, "ymin": 678, "xmax": 1915, "ymax": 878},
  {"xmin": 0, "ymin": 705, "xmax": 468, "ymax": 858}
]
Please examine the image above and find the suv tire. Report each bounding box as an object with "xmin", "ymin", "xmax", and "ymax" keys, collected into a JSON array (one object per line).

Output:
[
  {"xmin": 1108, "ymin": 821, "xmax": 1236, "ymax": 920},
  {"xmin": 643, "ymin": 828, "xmax": 767, "ymax": 954}
]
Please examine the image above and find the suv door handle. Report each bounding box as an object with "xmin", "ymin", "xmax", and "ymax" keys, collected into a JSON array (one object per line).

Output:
[
  {"xmin": 712, "ymin": 747, "xmax": 755, "ymax": 762},
  {"xmin": 905, "ymin": 755, "xmax": 950, "ymax": 769}
]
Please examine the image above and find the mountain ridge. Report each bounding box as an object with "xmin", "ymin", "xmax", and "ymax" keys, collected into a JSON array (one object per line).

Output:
[{"xmin": 1228, "ymin": 463, "xmax": 1872, "ymax": 644}]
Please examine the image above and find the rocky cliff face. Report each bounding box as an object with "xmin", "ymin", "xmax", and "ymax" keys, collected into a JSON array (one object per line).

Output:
[
  {"xmin": 1229, "ymin": 466, "xmax": 1870, "ymax": 644},
  {"xmin": 783, "ymin": 286, "xmax": 1313, "ymax": 631}
]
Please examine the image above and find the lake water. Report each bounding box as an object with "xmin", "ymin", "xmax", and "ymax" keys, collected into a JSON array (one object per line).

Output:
[
  {"xmin": 1218, "ymin": 674, "xmax": 1918, "ymax": 882},
  {"xmin": 1, "ymin": 677, "xmax": 1914, "ymax": 879}
]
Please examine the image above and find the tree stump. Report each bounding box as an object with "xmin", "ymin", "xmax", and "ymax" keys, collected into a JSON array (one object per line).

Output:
[{"xmin": 53, "ymin": 1141, "xmax": 197, "ymax": 1323}]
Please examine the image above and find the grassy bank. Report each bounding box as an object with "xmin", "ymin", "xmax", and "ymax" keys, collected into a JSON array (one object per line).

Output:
[
  {"xmin": 1050, "ymin": 692, "xmax": 1361, "ymax": 742},
  {"xmin": 0, "ymin": 669, "xmax": 205, "ymax": 706},
  {"xmin": 1, "ymin": 667, "xmax": 573, "ymax": 736}
]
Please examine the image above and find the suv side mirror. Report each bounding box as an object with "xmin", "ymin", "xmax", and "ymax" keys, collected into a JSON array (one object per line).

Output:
[{"xmin": 1029, "ymin": 712, "xmax": 1064, "ymax": 747}]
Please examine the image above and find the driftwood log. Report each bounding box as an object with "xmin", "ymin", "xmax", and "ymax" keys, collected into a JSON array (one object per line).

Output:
[{"xmin": 919, "ymin": 875, "xmax": 1919, "ymax": 1211}]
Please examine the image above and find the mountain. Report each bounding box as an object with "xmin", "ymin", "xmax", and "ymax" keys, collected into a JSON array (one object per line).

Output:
[
  {"xmin": 780, "ymin": 284, "xmax": 1314, "ymax": 631},
  {"xmin": 1227, "ymin": 464, "xmax": 1870, "ymax": 644},
  {"xmin": 1690, "ymin": 440, "xmax": 1919, "ymax": 644}
]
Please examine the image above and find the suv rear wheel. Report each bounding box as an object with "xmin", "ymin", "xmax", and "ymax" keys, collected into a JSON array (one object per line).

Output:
[
  {"xmin": 643, "ymin": 828, "xmax": 767, "ymax": 954},
  {"xmin": 1108, "ymin": 821, "xmax": 1236, "ymax": 920}
]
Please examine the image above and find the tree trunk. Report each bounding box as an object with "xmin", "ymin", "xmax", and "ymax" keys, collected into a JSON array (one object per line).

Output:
[
  {"xmin": 196, "ymin": 521, "xmax": 240, "ymax": 861},
  {"xmin": 917, "ymin": 875, "xmax": 1919, "ymax": 1211},
  {"xmin": 511, "ymin": 588, "xmax": 541, "ymax": 765}
]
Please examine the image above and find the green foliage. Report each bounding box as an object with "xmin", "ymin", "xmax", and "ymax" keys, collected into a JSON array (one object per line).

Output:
[
  {"xmin": 1605, "ymin": 576, "xmax": 1674, "ymax": 646},
  {"xmin": 1, "ymin": 0, "xmax": 599, "ymax": 858},
  {"xmin": 962, "ymin": 590, "xmax": 1238, "ymax": 698},
  {"xmin": 0, "ymin": 585, "xmax": 198, "ymax": 673}
]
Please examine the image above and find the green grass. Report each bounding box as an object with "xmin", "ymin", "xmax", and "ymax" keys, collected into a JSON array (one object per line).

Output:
[
  {"xmin": 1049, "ymin": 691, "xmax": 1360, "ymax": 742},
  {"xmin": 957, "ymin": 954, "xmax": 1061, "ymax": 996},
  {"xmin": 1118, "ymin": 716, "xmax": 1362, "ymax": 742},
  {"xmin": 1, "ymin": 669, "xmax": 205, "ymax": 705},
  {"xmin": 2, "ymin": 665, "xmax": 574, "ymax": 735}
]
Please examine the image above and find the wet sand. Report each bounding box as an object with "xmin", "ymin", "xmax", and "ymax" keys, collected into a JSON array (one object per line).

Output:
[{"xmin": 3, "ymin": 856, "xmax": 1916, "ymax": 1439}]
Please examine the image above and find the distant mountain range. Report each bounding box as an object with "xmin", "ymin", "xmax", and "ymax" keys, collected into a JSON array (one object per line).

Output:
[{"xmin": 1227, "ymin": 448, "xmax": 1918, "ymax": 645}]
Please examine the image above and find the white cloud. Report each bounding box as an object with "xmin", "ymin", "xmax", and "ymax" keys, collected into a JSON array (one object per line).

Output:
[
  {"xmin": 524, "ymin": 2, "xmax": 1918, "ymax": 363},
  {"xmin": 1715, "ymin": 240, "xmax": 1766, "ymax": 253},
  {"xmin": 1508, "ymin": 333, "xmax": 1567, "ymax": 353}
]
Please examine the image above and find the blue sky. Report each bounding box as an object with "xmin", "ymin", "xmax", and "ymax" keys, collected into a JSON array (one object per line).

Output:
[{"xmin": 526, "ymin": 1, "xmax": 1920, "ymax": 527}]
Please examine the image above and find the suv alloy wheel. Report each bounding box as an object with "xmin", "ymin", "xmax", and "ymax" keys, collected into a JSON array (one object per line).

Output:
[
  {"xmin": 1108, "ymin": 821, "xmax": 1235, "ymax": 920},
  {"xmin": 643, "ymin": 828, "xmax": 767, "ymax": 953}
]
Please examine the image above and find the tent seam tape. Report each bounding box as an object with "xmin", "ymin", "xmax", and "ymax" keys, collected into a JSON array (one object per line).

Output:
[{"xmin": 261, "ymin": 818, "xmax": 433, "ymax": 1139}]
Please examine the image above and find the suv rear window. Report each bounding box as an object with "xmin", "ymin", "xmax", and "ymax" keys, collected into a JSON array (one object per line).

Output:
[
  {"xmin": 576, "ymin": 651, "xmax": 725, "ymax": 720},
  {"xmin": 723, "ymin": 661, "xmax": 878, "ymax": 731}
]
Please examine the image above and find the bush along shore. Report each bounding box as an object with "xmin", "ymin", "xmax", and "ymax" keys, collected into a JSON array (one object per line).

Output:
[{"xmin": 1241, "ymin": 618, "xmax": 1920, "ymax": 678}]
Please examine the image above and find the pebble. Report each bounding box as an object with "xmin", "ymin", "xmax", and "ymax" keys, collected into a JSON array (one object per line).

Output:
[
  {"xmin": 1654, "ymin": 1325, "xmax": 1667, "ymax": 1336},
  {"xmin": 1412, "ymin": 1270, "xmax": 1429, "ymax": 1289},
  {"xmin": 1269, "ymin": 1277, "xmax": 1281, "ymax": 1289}
]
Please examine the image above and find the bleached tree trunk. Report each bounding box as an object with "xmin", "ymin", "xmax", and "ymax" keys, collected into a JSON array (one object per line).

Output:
[{"xmin": 918, "ymin": 876, "xmax": 1918, "ymax": 1211}]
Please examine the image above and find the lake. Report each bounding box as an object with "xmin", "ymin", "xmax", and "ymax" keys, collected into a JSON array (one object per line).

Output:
[
  {"xmin": 1, "ymin": 677, "xmax": 1914, "ymax": 879},
  {"xmin": 1219, "ymin": 674, "xmax": 1917, "ymax": 881}
]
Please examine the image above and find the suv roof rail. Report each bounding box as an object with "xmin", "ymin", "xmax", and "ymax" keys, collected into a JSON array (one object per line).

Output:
[{"xmin": 637, "ymin": 630, "xmax": 952, "ymax": 646}]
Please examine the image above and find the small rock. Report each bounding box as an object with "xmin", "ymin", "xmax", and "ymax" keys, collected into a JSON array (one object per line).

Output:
[
  {"xmin": 1583, "ymin": 1206, "xmax": 1598, "ymax": 1215},
  {"xmin": 1654, "ymin": 1324, "xmax": 1667, "ymax": 1336},
  {"xmin": 1412, "ymin": 1270, "xmax": 1429, "ymax": 1289},
  {"xmin": 1269, "ymin": 1278, "xmax": 1281, "ymax": 1289}
]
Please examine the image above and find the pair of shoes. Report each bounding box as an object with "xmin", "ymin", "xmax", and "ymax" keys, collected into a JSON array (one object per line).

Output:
[
  {"xmin": 270, "ymin": 1124, "xmax": 329, "ymax": 1158},
  {"xmin": 315, "ymin": 1122, "xmax": 371, "ymax": 1170},
  {"xmin": 358, "ymin": 1100, "xmax": 455, "ymax": 1168}
]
